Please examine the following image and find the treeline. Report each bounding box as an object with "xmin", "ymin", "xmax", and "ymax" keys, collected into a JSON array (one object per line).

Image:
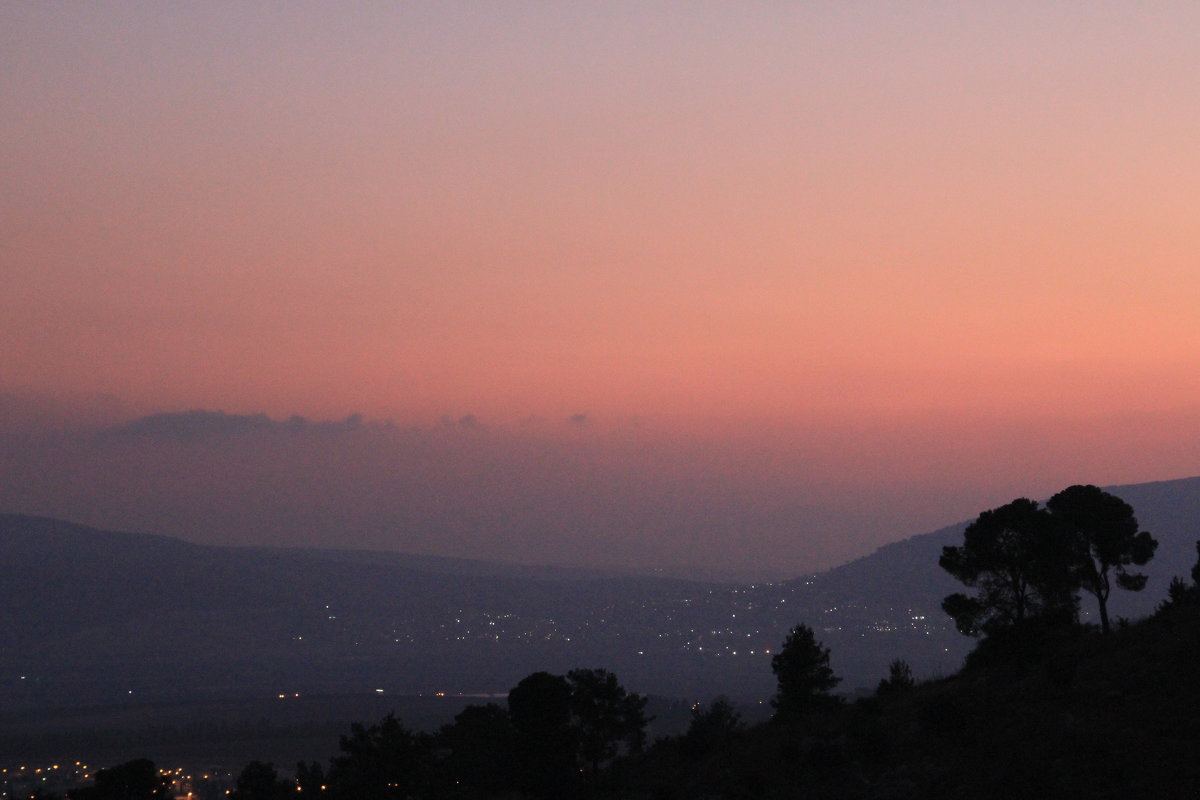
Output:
[
  {"xmin": 59, "ymin": 668, "xmax": 652, "ymax": 799},
  {"xmin": 52, "ymin": 486, "xmax": 1200, "ymax": 798}
]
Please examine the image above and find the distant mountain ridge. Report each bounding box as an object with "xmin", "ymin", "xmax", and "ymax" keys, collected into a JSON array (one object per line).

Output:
[
  {"xmin": 1, "ymin": 475, "xmax": 1197, "ymax": 711},
  {"xmin": 805, "ymin": 475, "xmax": 1200, "ymax": 623},
  {"xmin": 0, "ymin": 513, "xmax": 623, "ymax": 582}
]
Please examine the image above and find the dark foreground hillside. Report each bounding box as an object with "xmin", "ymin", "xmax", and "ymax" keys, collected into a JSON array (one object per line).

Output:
[
  {"xmin": 626, "ymin": 601, "xmax": 1200, "ymax": 799},
  {"xmin": 13, "ymin": 519, "xmax": 1200, "ymax": 798}
]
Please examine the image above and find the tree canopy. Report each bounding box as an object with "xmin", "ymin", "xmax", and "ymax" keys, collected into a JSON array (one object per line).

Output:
[
  {"xmin": 876, "ymin": 658, "xmax": 915, "ymax": 696},
  {"xmin": 942, "ymin": 488, "xmax": 1159, "ymax": 638},
  {"xmin": 326, "ymin": 712, "xmax": 430, "ymax": 799},
  {"xmin": 567, "ymin": 667, "xmax": 650, "ymax": 778},
  {"xmin": 230, "ymin": 761, "xmax": 291, "ymax": 800},
  {"xmin": 770, "ymin": 623, "xmax": 840, "ymax": 719},
  {"xmin": 683, "ymin": 696, "xmax": 744, "ymax": 758},
  {"xmin": 437, "ymin": 702, "xmax": 517, "ymax": 794},
  {"xmin": 939, "ymin": 498, "xmax": 1078, "ymax": 636},
  {"xmin": 507, "ymin": 669, "xmax": 576, "ymax": 796},
  {"xmin": 505, "ymin": 668, "xmax": 648, "ymax": 795},
  {"xmin": 1046, "ymin": 484, "xmax": 1158, "ymax": 634}
]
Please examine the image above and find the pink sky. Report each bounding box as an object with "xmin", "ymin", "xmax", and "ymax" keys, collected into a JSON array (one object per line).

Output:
[{"xmin": 2, "ymin": 4, "xmax": 1198, "ymax": 575}]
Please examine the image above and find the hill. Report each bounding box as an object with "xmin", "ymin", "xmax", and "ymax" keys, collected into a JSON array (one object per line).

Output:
[{"xmin": 1, "ymin": 476, "xmax": 1197, "ymax": 718}]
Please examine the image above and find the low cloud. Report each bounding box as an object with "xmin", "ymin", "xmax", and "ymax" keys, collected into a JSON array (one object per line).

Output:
[
  {"xmin": 5, "ymin": 397, "xmax": 1186, "ymax": 580},
  {"xmin": 110, "ymin": 410, "xmax": 376, "ymax": 440},
  {"xmin": 0, "ymin": 405, "xmax": 881, "ymax": 578},
  {"xmin": 114, "ymin": 410, "xmax": 275, "ymax": 439}
]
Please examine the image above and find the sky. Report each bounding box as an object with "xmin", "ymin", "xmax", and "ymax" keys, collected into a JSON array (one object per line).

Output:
[{"xmin": 2, "ymin": 3, "xmax": 1199, "ymax": 578}]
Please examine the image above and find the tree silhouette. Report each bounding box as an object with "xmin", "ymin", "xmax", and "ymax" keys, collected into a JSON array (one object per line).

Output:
[
  {"xmin": 683, "ymin": 696, "xmax": 744, "ymax": 758},
  {"xmin": 72, "ymin": 759, "xmax": 169, "ymax": 800},
  {"xmin": 1046, "ymin": 485, "xmax": 1158, "ymax": 634},
  {"xmin": 876, "ymin": 658, "xmax": 915, "ymax": 696},
  {"xmin": 1158, "ymin": 576, "xmax": 1193, "ymax": 613},
  {"xmin": 507, "ymin": 671, "xmax": 576, "ymax": 797},
  {"xmin": 566, "ymin": 667, "xmax": 650, "ymax": 779},
  {"xmin": 294, "ymin": 762, "xmax": 324, "ymax": 796},
  {"xmin": 1156, "ymin": 539, "xmax": 1200, "ymax": 614},
  {"xmin": 1192, "ymin": 539, "xmax": 1200, "ymax": 587},
  {"xmin": 231, "ymin": 761, "xmax": 290, "ymax": 800},
  {"xmin": 326, "ymin": 712, "xmax": 429, "ymax": 799},
  {"xmin": 770, "ymin": 623, "xmax": 840, "ymax": 719},
  {"xmin": 437, "ymin": 702, "xmax": 517, "ymax": 794},
  {"xmin": 939, "ymin": 498, "xmax": 1077, "ymax": 636}
]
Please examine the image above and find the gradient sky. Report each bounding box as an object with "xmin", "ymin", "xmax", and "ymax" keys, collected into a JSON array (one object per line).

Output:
[{"xmin": 2, "ymin": 3, "xmax": 1199, "ymax": 576}]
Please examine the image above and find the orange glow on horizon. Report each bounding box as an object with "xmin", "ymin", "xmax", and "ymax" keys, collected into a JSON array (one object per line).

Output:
[{"xmin": 2, "ymin": 2, "xmax": 1198, "ymax": 541}]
